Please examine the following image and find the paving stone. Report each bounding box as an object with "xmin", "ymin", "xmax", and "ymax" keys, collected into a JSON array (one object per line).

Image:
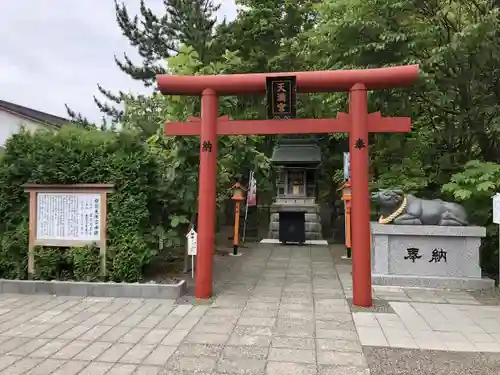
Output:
[
  {"xmin": 39, "ymin": 323, "xmax": 74, "ymax": 339},
  {"xmin": 29, "ymin": 339, "xmax": 69, "ymax": 358},
  {"xmin": 241, "ymin": 309, "xmax": 278, "ymax": 318},
  {"xmin": 268, "ymin": 348, "xmax": 316, "ymax": 364},
  {"xmin": 106, "ymin": 363, "xmax": 137, "ymax": 375},
  {"xmin": 98, "ymin": 343, "xmax": 133, "ymax": 362},
  {"xmin": 185, "ymin": 332, "xmax": 229, "ymax": 345},
  {"xmin": 162, "ymin": 329, "xmax": 190, "ymax": 346},
  {"xmin": 7, "ymin": 338, "xmax": 49, "ymax": 356},
  {"xmin": 137, "ymin": 315, "xmax": 164, "ymax": 329},
  {"xmin": 245, "ymin": 302, "xmax": 279, "ymax": 311},
  {"xmin": 19, "ymin": 324, "xmax": 53, "ymax": 338},
  {"xmin": 222, "ymin": 345, "xmax": 269, "ymax": 360},
  {"xmin": 318, "ymin": 365, "xmax": 370, "ymax": 375},
  {"xmin": 166, "ymin": 355, "xmax": 217, "ymax": 372},
  {"xmin": 175, "ymin": 316, "xmax": 202, "ymax": 331},
  {"xmin": 26, "ymin": 358, "xmax": 65, "ymax": 375},
  {"xmin": 134, "ymin": 365, "xmax": 163, "ymax": 374},
  {"xmin": 317, "ymin": 320, "xmax": 355, "ymax": 331},
  {"xmin": 121, "ymin": 315, "xmax": 149, "ymax": 327},
  {"xmin": 271, "ymin": 336, "xmax": 315, "ymax": 350},
  {"xmin": 100, "ymin": 326, "xmax": 131, "ymax": 342},
  {"xmin": 51, "ymin": 340, "xmax": 91, "ymax": 360},
  {"xmin": 316, "ymin": 329, "xmax": 358, "ymax": 341},
  {"xmin": 273, "ymin": 319, "xmax": 314, "ymax": 337},
  {"xmin": 278, "ymin": 310, "xmax": 314, "ymax": 320},
  {"xmin": 206, "ymin": 308, "xmax": 243, "ymax": 318},
  {"xmin": 143, "ymin": 345, "xmax": 177, "ymax": 366},
  {"xmin": 192, "ymin": 322, "xmax": 235, "ymax": 334},
  {"xmin": 382, "ymin": 328, "xmax": 418, "ymax": 349},
  {"xmin": 0, "ymin": 356, "xmax": 21, "ymax": 372},
  {"xmin": 199, "ymin": 315, "xmax": 239, "ymax": 327},
  {"xmin": 1, "ymin": 357, "xmax": 43, "ymax": 375},
  {"xmin": 74, "ymin": 341, "xmax": 112, "ymax": 361},
  {"xmin": 444, "ymin": 340, "xmax": 477, "ymax": 351},
  {"xmin": 58, "ymin": 325, "xmax": 90, "ymax": 340},
  {"xmin": 227, "ymin": 333, "xmax": 271, "ymax": 347},
  {"xmin": 120, "ymin": 328, "xmax": 151, "ymax": 344},
  {"xmin": 188, "ymin": 305, "xmax": 210, "ymax": 316},
  {"xmin": 170, "ymin": 305, "xmax": 192, "ymax": 316},
  {"xmin": 175, "ymin": 343, "xmax": 223, "ymax": 357},
  {"xmin": 157, "ymin": 315, "xmax": 183, "ymax": 329},
  {"xmin": 140, "ymin": 329, "xmax": 170, "ymax": 345},
  {"xmin": 120, "ymin": 344, "xmax": 156, "ymax": 364},
  {"xmin": 216, "ymin": 357, "xmax": 266, "ymax": 374},
  {"xmin": 100, "ymin": 313, "xmax": 131, "ymax": 326},
  {"xmin": 78, "ymin": 325, "xmax": 112, "ymax": 341},
  {"xmin": 356, "ymin": 326, "xmax": 389, "ymax": 347},
  {"xmin": 79, "ymin": 361, "xmax": 113, "ymax": 375},
  {"xmin": 266, "ymin": 361, "xmax": 318, "ymax": 375},
  {"xmin": 316, "ymin": 339, "xmax": 362, "ymax": 352},
  {"xmin": 317, "ymin": 351, "xmax": 367, "ymax": 366},
  {"xmin": 235, "ymin": 326, "xmax": 273, "ymax": 336},
  {"xmin": 237, "ymin": 317, "xmax": 276, "ymax": 327}
]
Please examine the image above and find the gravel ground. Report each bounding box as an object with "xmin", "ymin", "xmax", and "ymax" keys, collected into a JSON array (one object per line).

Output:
[
  {"xmin": 364, "ymin": 347, "xmax": 500, "ymax": 375},
  {"xmin": 348, "ymin": 298, "xmax": 396, "ymax": 313}
]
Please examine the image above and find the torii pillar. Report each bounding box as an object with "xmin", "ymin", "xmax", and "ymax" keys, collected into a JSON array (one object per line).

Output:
[{"xmin": 157, "ymin": 65, "xmax": 419, "ymax": 306}]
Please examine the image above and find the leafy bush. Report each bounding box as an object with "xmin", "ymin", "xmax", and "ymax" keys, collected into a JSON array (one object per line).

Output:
[
  {"xmin": 442, "ymin": 160, "xmax": 500, "ymax": 278},
  {"xmin": 0, "ymin": 126, "xmax": 171, "ymax": 282},
  {"xmin": 70, "ymin": 245, "xmax": 101, "ymax": 282}
]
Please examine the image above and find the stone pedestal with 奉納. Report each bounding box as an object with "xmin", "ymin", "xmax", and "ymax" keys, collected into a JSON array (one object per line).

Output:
[{"xmin": 371, "ymin": 222, "xmax": 495, "ymax": 290}]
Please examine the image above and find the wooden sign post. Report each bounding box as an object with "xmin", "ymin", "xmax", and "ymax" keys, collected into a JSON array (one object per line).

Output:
[
  {"xmin": 492, "ymin": 193, "xmax": 500, "ymax": 285},
  {"xmin": 22, "ymin": 184, "xmax": 114, "ymax": 279},
  {"xmin": 186, "ymin": 228, "xmax": 198, "ymax": 278}
]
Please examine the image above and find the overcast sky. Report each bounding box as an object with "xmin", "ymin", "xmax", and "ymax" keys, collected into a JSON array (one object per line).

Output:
[{"xmin": 0, "ymin": 0, "xmax": 237, "ymax": 122}]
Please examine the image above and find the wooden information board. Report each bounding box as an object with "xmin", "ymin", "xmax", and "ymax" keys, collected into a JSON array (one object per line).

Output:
[{"xmin": 23, "ymin": 184, "xmax": 114, "ymax": 278}]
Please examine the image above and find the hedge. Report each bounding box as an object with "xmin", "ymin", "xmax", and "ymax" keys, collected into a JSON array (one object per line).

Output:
[{"xmin": 0, "ymin": 126, "xmax": 169, "ymax": 282}]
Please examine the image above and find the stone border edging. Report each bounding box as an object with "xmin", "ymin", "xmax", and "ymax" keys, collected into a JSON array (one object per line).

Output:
[{"xmin": 0, "ymin": 279, "xmax": 187, "ymax": 299}]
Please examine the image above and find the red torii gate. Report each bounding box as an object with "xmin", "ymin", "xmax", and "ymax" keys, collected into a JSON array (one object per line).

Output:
[{"xmin": 157, "ymin": 65, "xmax": 419, "ymax": 307}]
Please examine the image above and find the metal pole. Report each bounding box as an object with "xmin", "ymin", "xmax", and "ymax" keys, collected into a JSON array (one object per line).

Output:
[{"xmin": 191, "ymin": 255, "xmax": 194, "ymax": 279}]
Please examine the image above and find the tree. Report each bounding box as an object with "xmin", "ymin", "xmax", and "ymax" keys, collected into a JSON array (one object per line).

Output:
[
  {"xmin": 120, "ymin": 45, "xmax": 272, "ymax": 227},
  {"xmin": 66, "ymin": 0, "xmax": 222, "ymax": 124},
  {"xmin": 300, "ymin": 0, "xmax": 500, "ymax": 191},
  {"xmin": 300, "ymin": 0, "xmax": 500, "ymax": 273}
]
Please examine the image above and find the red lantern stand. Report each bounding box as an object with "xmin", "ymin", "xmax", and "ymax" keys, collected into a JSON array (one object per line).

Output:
[
  {"xmin": 230, "ymin": 182, "xmax": 245, "ymax": 257},
  {"xmin": 341, "ymin": 180, "xmax": 352, "ymax": 259}
]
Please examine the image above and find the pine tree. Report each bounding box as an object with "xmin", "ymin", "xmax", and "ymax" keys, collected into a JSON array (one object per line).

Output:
[{"xmin": 67, "ymin": 0, "xmax": 221, "ymax": 124}]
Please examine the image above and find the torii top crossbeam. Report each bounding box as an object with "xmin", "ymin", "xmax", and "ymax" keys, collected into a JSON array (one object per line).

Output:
[{"xmin": 157, "ymin": 65, "xmax": 419, "ymax": 95}]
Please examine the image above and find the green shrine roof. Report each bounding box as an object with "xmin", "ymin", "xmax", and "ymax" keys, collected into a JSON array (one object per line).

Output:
[{"xmin": 271, "ymin": 142, "xmax": 321, "ymax": 165}]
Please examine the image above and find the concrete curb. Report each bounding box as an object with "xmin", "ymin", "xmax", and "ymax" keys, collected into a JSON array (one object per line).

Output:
[{"xmin": 0, "ymin": 279, "xmax": 187, "ymax": 299}]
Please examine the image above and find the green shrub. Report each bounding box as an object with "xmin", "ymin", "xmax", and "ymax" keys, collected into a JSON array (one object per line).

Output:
[
  {"xmin": 0, "ymin": 221, "xmax": 29, "ymax": 279},
  {"xmin": 69, "ymin": 245, "xmax": 101, "ymax": 282},
  {"xmin": 34, "ymin": 246, "xmax": 70, "ymax": 280},
  {"xmin": 442, "ymin": 160, "xmax": 500, "ymax": 278},
  {"xmin": 0, "ymin": 126, "xmax": 169, "ymax": 282}
]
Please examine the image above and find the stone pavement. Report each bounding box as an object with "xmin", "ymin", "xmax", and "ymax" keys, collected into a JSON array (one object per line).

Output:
[{"xmin": 0, "ymin": 243, "xmax": 499, "ymax": 374}]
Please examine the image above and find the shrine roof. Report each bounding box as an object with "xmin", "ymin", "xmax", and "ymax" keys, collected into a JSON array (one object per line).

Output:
[{"xmin": 271, "ymin": 143, "xmax": 321, "ymax": 165}]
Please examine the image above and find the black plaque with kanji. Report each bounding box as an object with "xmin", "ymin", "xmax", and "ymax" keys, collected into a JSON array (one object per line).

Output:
[{"xmin": 266, "ymin": 76, "xmax": 297, "ymax": 120}]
